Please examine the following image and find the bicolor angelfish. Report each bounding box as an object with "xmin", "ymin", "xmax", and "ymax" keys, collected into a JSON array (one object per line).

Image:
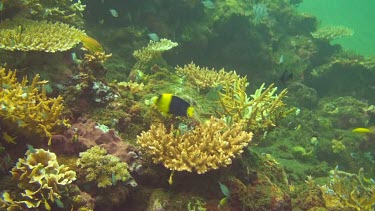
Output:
[{"xmin": 152, "ymin": 94, "xmax": 194, "ymax": 117}]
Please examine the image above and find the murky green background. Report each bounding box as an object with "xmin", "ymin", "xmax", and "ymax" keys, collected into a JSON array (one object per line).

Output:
[{"xmin": 298, "ymin": 0, "xmax": 375, "ymax": 57}]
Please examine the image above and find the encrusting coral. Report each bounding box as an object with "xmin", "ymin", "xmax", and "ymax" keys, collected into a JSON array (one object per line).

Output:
[
  {"xmin": 77, "ymin": 146, "xmax": 132, "ymax": 188},
  {"xmin": 137, "ymin": 116, "xmax": 253, "ymax": 174},
  {"xmin": 175, "ymin": 62, "xmax": 247, "ymax": 91},
  {"xmin": 0, "ymin": 67, "xmax": 70, "ymax": 145},
  {"xmin": 0, "ymin": 18, "xmax": 86, "ymax": 52},
  {"xmin": 0, "ymin": 148, "xmax": 76, "ymax": 210}
]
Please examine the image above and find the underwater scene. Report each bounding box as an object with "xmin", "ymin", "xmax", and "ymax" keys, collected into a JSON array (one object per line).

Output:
[{"xmin": 0, "ymin": 0, "xmax": 375, "ymax": 210}]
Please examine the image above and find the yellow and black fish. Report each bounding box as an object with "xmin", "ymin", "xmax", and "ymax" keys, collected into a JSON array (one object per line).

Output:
[{"xmin": 152, "ymin": 94, "xmax": 194, "ymax": 117}]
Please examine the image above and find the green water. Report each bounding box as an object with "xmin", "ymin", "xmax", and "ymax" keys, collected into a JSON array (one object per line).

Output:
[{"xmin": 298, "ymin": 0, "xmax": 375, "ymax": 57}]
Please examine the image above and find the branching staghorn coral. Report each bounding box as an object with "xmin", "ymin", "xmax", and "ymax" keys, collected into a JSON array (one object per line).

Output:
[
  {"xmin": 77, "ymin": 146, "xmax": 132, "ymax": 188},
  {"xmin": 0, "ymin": 148, "xmax": 76, "ymax": 210},
  {"xmin": 175, "ymin": 62, "xmax": 247, "ymax": 91},
  {"xmin": 319, "ymin": 167, "xmax": 375, "ymax": 210},
  {"xmin": 18, "ymin": 0, "xmax": 86, "ymax": 26},
  {"xmin": 0, "ymin": 18, "xmax": 86, "ymax": 52},
  {"xmin": 0, "ymin": 67, "xmax": 70, "ymax": 145},
  {"xmin": 137, "ymin": 116, "xmax": 253, "ymax": 174},
  {"xmin": 218, "ymin": 79, "xmax": 293, "ymax": 136},
  {"xmin": 132, "ymin": 38, "xmax": 178, "ymax": 70}
]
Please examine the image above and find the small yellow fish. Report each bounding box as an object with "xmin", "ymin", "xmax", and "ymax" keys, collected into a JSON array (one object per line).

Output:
[
  {"xmin": 79, "ymin": 35, "xmax": 104, "ymax": 53},
  {"xmin": 168, "ymin": 170, "xmax": 175, "ymax": 186},
  {"xmin": 218, "ymin": 197, "xmax": 228, "ymax": 208},
  {"xmin": 352, "ymin": 127, "xmax": 373, "ymax": 133}
]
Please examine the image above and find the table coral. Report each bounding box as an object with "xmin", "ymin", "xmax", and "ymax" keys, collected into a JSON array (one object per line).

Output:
[
  {"xmin": 311, "ymin": 25, "xmax": 354, "ymax": 41},
  {"xmin": 0, "ymin": 67, "xmax": 69, "ymax": 145},
  {"xmin": 175, "ymin": 62, "xmax": 247, "ymax": 91},
  {"xmin": 132, "ymin": 38, "xmax": 178, "ymax": 70},
  {"xmin": 1, "ymin": 148, "xmax": 76, "ymax": 210},
  {"xmin": 77, "ymin": 146, "xmax": 132, "ymax": 188},
  {"xmin": 0, "ymin": 18, "xmax": 85, "ymax": 52},
  {"xmin": 137, "ymin": 116, "xmax": 253, "ymax": 174}
]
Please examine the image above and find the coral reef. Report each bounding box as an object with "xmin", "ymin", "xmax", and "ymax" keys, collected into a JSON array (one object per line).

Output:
[
  {"xmin": 0, "ymin": 18, "xmax": 85, "ymax": 52},
  {"xmin": 77, "ymin": 146, "xmax": 132, "ymax": 188},
  {"xmin": 137, "ymin": 116, "xmax": 252, "ymax": 174},
  {"xmin": 0, "ymin": 67, "xmax": 69, "ymax": 145},
  {"xmin": 175, "ymin": 62, "xmax": 247, "ymax": 91},
  {"xmin": 0, "ymin": 148, "xmax": 76, "ymax": 210}
]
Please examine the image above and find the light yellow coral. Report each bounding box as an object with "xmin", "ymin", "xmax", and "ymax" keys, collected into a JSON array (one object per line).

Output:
[
  {"xmin": 218, "ymin": 80, "xmax": 293, "ymax": 136},
  {"xmin": 77, "ymin": 146, "xmax": 132, "ymax": 188},
  {"xmin": 137, "ymin": 116, "xmax": 253, "ymax": 174},
  {"xmin": 0, "ymin": 67, "xmax": 70, "ymax": 145},
  {"xmin": 1, "ymin": 148, "xmax": 76, "ymax": 210},
  {"xmin": 175, "ymin": 62, "xmax": 247, "ymax": 91},
  {"xmin": 0, "ymin": 18, "xmax": 86, "ymax": 52}
]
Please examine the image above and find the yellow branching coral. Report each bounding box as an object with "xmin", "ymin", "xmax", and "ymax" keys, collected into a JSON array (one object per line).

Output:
[
  {"xmin": 137, "ymin": 116, "xmax": 253, "ymax": 174},
  {"xmin": 77, "ymin": 146, "xmax": 132, "ymax": 188},
  {"xmin": 1, "ymin": 148, "xmax": 76, "ymax": 210},
  {"xmin": 319, "ymin": 168, "xmax": 375, "ymax": 211},
  {"xmin": 176, "ymin": 62, "xmax": 247, "ymax": 91},
  {"xmin": 0, "ymin": 67, "xmax": 69, "ymax": 145},
  {"xmin": 0, "ymin": 18, "xmax": 85, "ymax": 52},
  {"xmin": 218, "ymin": 80, "xmax": 293, "ymax": 136},
  {"xmin": 311, "ymin": 25, "xmax": 354, "ymax": 41},
  {"xmin": 132, "ymin": 38, "xmax": 178, "ymax": 69}
]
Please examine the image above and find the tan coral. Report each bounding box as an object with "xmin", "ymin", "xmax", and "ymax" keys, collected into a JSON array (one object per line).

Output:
[
  {"xmin": 176, "ymin": 62, "xmax": 247, "ymax": 91},
  {"xmin": 0, "ymin": 67, "xmax": 70, "ymax": 145},
  {"xmin": 137, "ymin": 116, "xmax": 253, "ymax": 174},
  {"xmin": 0, "ymin": 18, "xmax": 85, "ymax": 52}
]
